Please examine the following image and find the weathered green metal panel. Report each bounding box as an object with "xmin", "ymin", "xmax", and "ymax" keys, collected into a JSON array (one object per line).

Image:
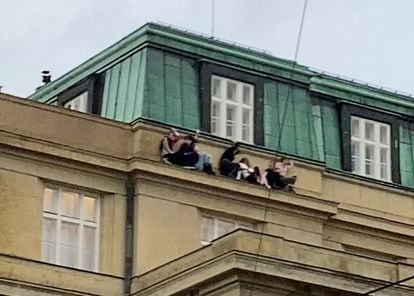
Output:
[
  {"xmin": 104, "ymin": 63, "xmax": 121, "ymax": 119},
  {"xmin": 100, "ymin": 49, "xmax": 147, "ymax": 121},
  {"xmin": 124, "ymin": 52, "xmax": 141, "ymax": 122},
  {"xmin": 133, "ymin": 51, "xmax": 147, "ymax": 121},
  {"xmin": 399, "ymin": 125, "xmax": 414, "ymax": 187},
  {"xmin": 144, "ymin": 48, "xmax": 200, "ymax": 129},
  {"xmin": 263, "ymin": 80, "xmax": 325, "ymax": 161},
  {"xmin": 115, "ymin": 59, "xmax": 132, "ymax": 120},
  {"xmin": 320, "ymin": 102, "xmax": 341, "ymax": 169}
]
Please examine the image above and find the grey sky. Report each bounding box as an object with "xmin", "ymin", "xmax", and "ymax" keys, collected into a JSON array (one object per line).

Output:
[{"xmin": 1, "ymin": 0, "xmax": 414, "ymax": 97}]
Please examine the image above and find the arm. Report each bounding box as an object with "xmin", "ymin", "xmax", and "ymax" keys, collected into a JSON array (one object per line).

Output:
[
  {"xmin": 285, "ymin": 160, "xmax": 294, "ymax": 171},
  {"xmin": 261, "ymin": 171, "xmax": 271, "ymax": 189},
  {"xmin": 161, "ymin": 137, "xmax": 174, "ymax": 154}
]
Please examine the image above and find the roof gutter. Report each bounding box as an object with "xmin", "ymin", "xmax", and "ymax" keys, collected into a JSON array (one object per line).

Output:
[{"xmin": 311, "ymin": 76, "xmax": 414, "ymax": 110}]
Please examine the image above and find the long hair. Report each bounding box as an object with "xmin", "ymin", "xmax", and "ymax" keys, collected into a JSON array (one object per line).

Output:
[{"xmin": 240, "ymin": 157, "xmax": 251, "ymax": 167}]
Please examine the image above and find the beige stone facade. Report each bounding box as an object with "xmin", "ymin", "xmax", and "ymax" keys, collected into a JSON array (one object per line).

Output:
[{"xmin": 0, "ymin": 93, "xmax": 413, "ymax": 295}]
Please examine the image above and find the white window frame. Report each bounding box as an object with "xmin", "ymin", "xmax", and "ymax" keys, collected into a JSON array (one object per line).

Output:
[
  {"xmin": 41, "ymin": 185, "xmax": 100, "ymax": 271},
  {"xmin": 210, "ymin": 75, "xmax": 254, "ymax": 143},
  {"xmin": 64, "ymin": 92, "xmax": 88, "ymax": 113},
  {"xmin": 351, "ymin": 116, "xmax": 391, "ymax": 181},
  {"xmin": 201, "ymin": 215, "xmax": 253, "ymax": 246}
]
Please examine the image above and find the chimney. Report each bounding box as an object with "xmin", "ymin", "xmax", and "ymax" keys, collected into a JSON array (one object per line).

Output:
[{"xmin": 41, "ymin": 70, "xmax": 51, "ymax": 85}]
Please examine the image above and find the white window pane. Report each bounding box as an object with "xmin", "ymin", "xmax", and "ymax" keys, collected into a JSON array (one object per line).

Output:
[
  {"xmin": 226, "ymin": 82, "xmax": 237, "ymax": 101},
  {"xmin": 242, "ymin": 126, "xmax": 249, "ymax": 142},
  {"xmin": 242, "ymin": 109, "xmax": 251, "ymax": 125},
  {"xmin": 64, "ymin": 92, "xmax": 88, "ymax": 113},
  {"xmin": 43, "ymin": 188, "xmax": 58, "ymax": 213},
  {"xmin": 243, "ymin": 85, "xmax": 252, "ymax": 105},
  {"xmin": 365, "ymin": 161, "xmax": 373, "ymax": 177},
  {"xmin": 351, "ymin": 157, "xmax": 359, "ymax": 173},
  {"xmin": 351, "ymin": 141, "xmax": 360, "ymax": 173},
  {"xmin": 217, "ymin": 220, "xmax": 235, "ymax": 237},
  {"xmin": 60, "ymin": 222, "xmax": 79, "ymax": 268},
  {"xmin": 365, "ymin": 144, "xmax": 374, "ymax": 160},
  {"xmin": 83, "ymin": 226, "xmax": 96, "ymax": 251},
  {"xmin": 351, "ymin": 118, "xmax": 360, "ymax": 137},
  {"xmin": 42, "ymin": 218, "xmax": 57, "ymax": 263},
  {"xmin": 226, "ymin": 106, "xmax": 235, "ymax": 121},
  {"xmin": 61, "ymin": 222, "xmax": 79, "ymax": 247},
  {"xmin": 226, "ymin": 123, "xmax": 235, "ymax": 138},
  {"xmin": 201, "ymin": 217, "xmax": 214, "ymax": 242},
  {"xmin": 226, "ymin": 106, "xmax": 236, "ymax": 137},
  {"xmin": 380, "ymin": 164, "xmax": 388, "ymax": 180},
  {"xmin": 351, "ymin": 141, "xmax": 359, "ymax": 157},
  {"xmin": 42, "ymin": 218, "xmax": 57, "ymax": 243},
  {"xmin": 380, "ymin": 125, "xmax": 389, "ymax": 144},
  {"xmin": 82, "ymin": 250, "xmax": 95, "ymax": 271},
  {"xmin": 212, "ymin": 78, "xmax": 221, "ymax": 97},
  {"xmin": 211, "ymin": 119, "xmax": 217, "ymax": 134},
  {"xmin": 61, "ymin": 191, "xmax": 80, "ymax": 218},
  {"xmin": 42, "ymin": 242, "xmax": 56, "ymax": 263},
  {"xmin": 380, "ymin": 147, "xmax": 388, "ymax": 163},
  {"xmin": 84, "ymin": 196, "xmax": 97, "ymax": 222},
  {"xmin": 212, "ymin": 101, "xmax": 220, "ymax": 117},
  {"xmin": 60, "ymin": 246, "xmax": 78, "ymax": 268},
  {"xmin": 365, "ymin": 122, "xmax": 374, "ymax": 141}
]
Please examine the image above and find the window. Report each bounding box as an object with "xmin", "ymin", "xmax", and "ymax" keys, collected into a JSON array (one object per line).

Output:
[
  {"xmin": 210, "ymin": 75, "xmax": 254, "ymax": 143},
  {"xmin": 57, "ymin": 74, "xmax": 105, "ymax": 114},
  {"xmin": 351, "ymin": 117, "xmax": 391, "ymax": 181},
  {"xmin": 339, "ymin": 103, "xmax": 400, "ymax": 184},
  {"xmin": 42, "ymin": 186, "xmax": 100, "ymax": 271},
  {"xmin": 200, "ymin": 63, "xmax": 264, "ymax": 145},
  {"xmin": 201, "ymin": 215, "xmax": 253, "ymax": 245},
  {"xmin": 63, "ymin": 92, "xmax": 88, "ymax": 113}
]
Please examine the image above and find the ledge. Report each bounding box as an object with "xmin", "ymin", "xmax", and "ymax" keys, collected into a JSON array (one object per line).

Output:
[
  {"xmin": 0, "ymin": 254, "xmax": 123, "ymax": 296},
  {"xmin": 131, "ymin": 229, "xmax": 414, "ymax": 296}
]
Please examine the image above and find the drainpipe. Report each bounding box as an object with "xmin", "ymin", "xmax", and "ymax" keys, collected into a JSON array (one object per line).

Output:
[{"xmin": 124, "ymin": 172, "xmax": 136, "ymax": 295}]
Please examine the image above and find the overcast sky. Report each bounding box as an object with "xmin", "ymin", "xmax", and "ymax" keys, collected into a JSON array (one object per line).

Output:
[{"xmin": 1, "ymin": 0, "xmax": 414, "ymax": 98}]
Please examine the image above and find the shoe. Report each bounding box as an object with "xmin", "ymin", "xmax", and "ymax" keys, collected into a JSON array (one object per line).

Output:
[{"xmin": 203, "ymin": 164, "xmax": 216, "ymax": 175}]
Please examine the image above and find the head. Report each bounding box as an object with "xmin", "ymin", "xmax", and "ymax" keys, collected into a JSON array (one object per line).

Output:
[
  {"xmin": 281, "ymin": 157, "xmax": 290, "ymax": 165},
  {"xmin": 232, "ymin": 142, "xmax": 241, "ymax": 155},
  {"xmin": 167, "ymin": 128, "xmax": 179, "ymax": 141},
  {"xmin": 269, "ymin": 157, "xmax": 282, "ymax": 168},
  {"xmin": 185, "ymin": 134, "xmax": 197, "ymax": 142},
  {"xmin": 240, "ymin": 157, "xmax": 250, "ymax": 167}
]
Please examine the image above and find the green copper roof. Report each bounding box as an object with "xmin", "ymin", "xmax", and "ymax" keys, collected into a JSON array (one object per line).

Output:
[{"xmin": 30, "ymin": 22, "xmax": 414, "ymax": 112}]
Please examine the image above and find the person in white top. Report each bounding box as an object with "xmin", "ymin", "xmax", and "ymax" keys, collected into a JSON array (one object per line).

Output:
[{"xmin": 236, "ymin": 158, "xmax": 261, "ymax": 184}]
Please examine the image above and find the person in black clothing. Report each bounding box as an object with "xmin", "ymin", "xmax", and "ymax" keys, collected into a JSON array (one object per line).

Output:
[
  {"xmin": 168, "ymin": 135, "xmax": 200, "ymax": 167},
  {"xmin": 219, "ymin": 142, "xmax": 240, "ymax": 176}
]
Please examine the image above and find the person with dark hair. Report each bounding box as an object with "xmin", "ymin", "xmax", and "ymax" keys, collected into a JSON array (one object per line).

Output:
[
  {"xmin": 261, "ymin": 157, "xmax": 297, "ymax": 189},
  {"xmin": 159, "ymin": 128, "xmax": 180, "ymax": 162},
  {"xmin": 236, "ymin": 157, "xmax": 261, "ymax": 184},
  {"xmin": 219, "ymin": 142, "xmax": 240, "ymax": 176},
  {"xmin": 166, "ymin": 133, "xmax": 215, "ymax": 175}
]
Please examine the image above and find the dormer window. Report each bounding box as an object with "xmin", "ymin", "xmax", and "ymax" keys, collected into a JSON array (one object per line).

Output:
[
  {"xmin": 340, "ymin": 103, "xmax": 400, "ymax": 184},
  {"xmin": 200, "ymin": 63, "xmax": 264, "ymax": 146},
  {"xmin": 210, "ymin": 75, "xmax": 254, "ymax": 143},
  {"xmin": 350, "ymin": 116, "xmax": 391, "ymax": 181},
  {"xmin": 57, "ymin": 74, "xmax": 105, "ymax": 115},
  {"xmin": 64, "ymin": 92, "xmax": 88, "ymax": 113}
]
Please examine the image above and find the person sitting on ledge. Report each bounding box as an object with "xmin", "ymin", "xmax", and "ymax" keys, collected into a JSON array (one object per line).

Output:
[
  {"xmin": 261, "ymin": 157, "xmax": 297, "ymax": 189},
  {"xmin": 236, "ymin": 157, "xmax": 261, "ymax": 185},
  {"xmin": 161, "ymin": 131, "xmax": 215, "ymax": 175},
  {"xmin": 160, "ymin": 128, "xmax": 180, "ymax": 162},
  {"xmin": 219, "ymin": 142, "xmax": 240, "ymax": 177}
]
